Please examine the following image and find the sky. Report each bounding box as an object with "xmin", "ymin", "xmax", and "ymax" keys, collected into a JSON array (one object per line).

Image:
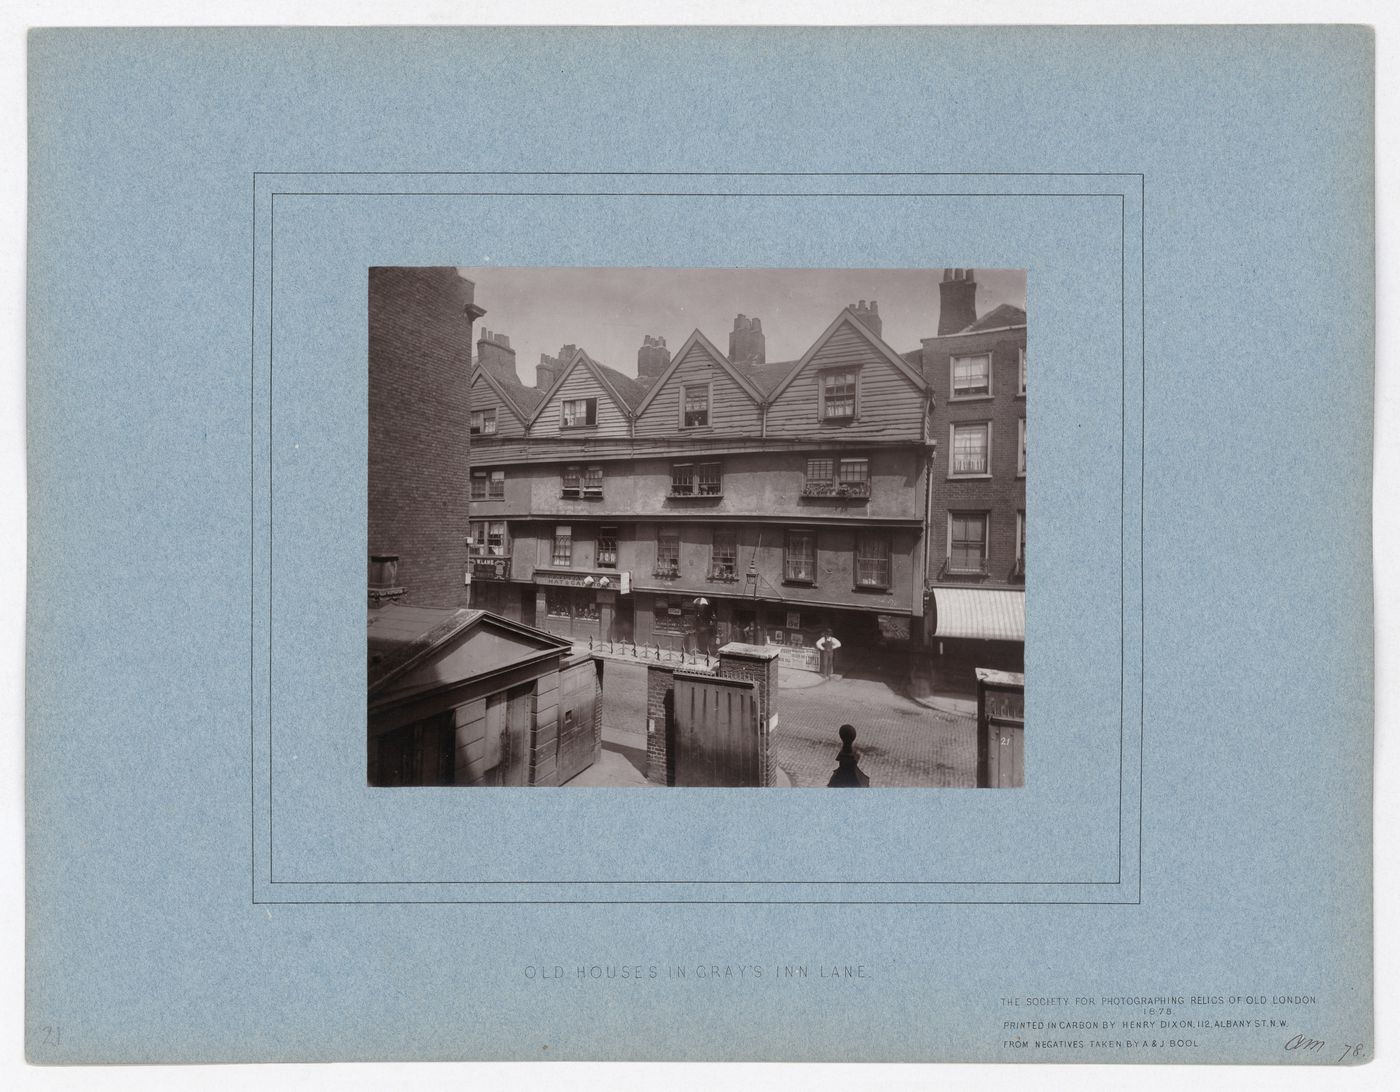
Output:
[{"xmin": 456, "ymin": 268, "xmax": 1027, "ymax": 385}]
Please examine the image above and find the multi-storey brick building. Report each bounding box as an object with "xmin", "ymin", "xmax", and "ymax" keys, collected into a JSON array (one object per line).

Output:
[
  {"xmin": 915, "ymin": 269, "xmax": 1027, "ymax": 686},
  {"xmin": 367, "ymin": 265, "xmax": 483, "ymax": 608},
  {"xmin": 465, "ymin": 300, "xmax": 938, "ymax": 674},
  {"xmin": 366, "ymin": 267, "xmax": 603, "ymax": 786}
]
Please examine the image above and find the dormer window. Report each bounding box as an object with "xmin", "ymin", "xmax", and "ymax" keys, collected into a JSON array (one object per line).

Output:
[{"xmin": 561, "ymin": 397, "xmax": 597, "ymax": 428}]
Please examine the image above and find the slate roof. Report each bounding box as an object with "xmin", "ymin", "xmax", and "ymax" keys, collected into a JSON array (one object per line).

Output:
[
  {"xmin": 959, "ymin": 303, "xmax": 1027, "ymax": 333},
  {"xmin": 745, "ymin": 358, "xmax": 801, "ymax": 395},
  {"xmin": 497, "ymin": 378, "xmax": 545, "ymax": 416},
  {"xmin": 594, "ymin": 362, "xmax": 647, "ymax": 411}
]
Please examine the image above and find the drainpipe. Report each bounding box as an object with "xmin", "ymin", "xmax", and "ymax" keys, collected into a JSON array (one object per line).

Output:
[{"xmin": 923, "ymin": 441, "xmax": 937, "ymax": 639}]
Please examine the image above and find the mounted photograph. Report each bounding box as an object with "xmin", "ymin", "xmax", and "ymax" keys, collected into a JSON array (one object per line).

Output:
[{"xmin": 367, "ymin": 266, "xmax": 1026, "ymax": 788}]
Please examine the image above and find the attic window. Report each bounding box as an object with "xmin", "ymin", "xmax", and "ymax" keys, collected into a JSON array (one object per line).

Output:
[
  {"xmin": 681, "ymin": 383, "xmax": 710, "ymax": 428},
  {"xmin": 820, "ymin": 370, "xmax": 858, "ymax": 421},
  {"xmin": 561, "ymin": 398, "xmax": 597, "ymax": 428},
  {"xmin": 470, "ymin": 408, "xmax": 496, "ymax": 435}
]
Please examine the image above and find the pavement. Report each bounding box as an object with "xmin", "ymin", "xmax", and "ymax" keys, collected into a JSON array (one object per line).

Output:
[{"xmin": 574, "ymin": 659, "xmax": 977, "ymax": 789}]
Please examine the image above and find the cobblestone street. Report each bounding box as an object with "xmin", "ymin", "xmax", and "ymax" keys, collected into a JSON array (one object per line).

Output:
[{"xmin": 599, "ymin": 660, "xmax": 977, "ymax": 788}]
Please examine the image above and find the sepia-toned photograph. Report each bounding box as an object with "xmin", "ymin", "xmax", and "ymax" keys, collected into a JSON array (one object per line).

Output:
[{"xmin": 368, "ymin": 267, "xmax": 1026, "ymax": 788}]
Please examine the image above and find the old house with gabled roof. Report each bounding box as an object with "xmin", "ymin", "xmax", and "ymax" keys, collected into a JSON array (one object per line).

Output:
[{"xmin": 464, "ymin": 299, "xmax": 958, "ymax": 679}]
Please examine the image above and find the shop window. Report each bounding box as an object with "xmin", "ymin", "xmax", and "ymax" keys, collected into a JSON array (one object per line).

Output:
[
  {"xmin": 545, "ymin": 588, "xmax": 573, "ymax": 617},
  {"xmin": 653, "ymin": 596, "xmax": 687, "ymax": 635},
  {"xmin": 784, "ymin": 530, "xmax": 817, "ymax": 584},
  {"xmin": 855, "ymin": 532, "xmax": 892, "ymax": 589}
]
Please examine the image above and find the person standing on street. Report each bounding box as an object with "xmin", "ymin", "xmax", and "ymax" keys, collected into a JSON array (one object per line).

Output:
[{"xmin": 816, "ymin": 628, "xmax": 842, "ymax": 679}]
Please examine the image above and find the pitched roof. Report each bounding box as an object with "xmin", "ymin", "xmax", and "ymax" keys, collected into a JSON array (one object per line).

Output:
[
  {"xmin": 367, "ymin": 604, "xmax": 571, "ymax": 694},
  {"xmin": 368, "ymin": 606, "xmax": 480, "ymax": 691},
  {"xmin": 528, "ymin": 346, "xmax": 641, "ymax": 425},
  {"xmin": 959, "ymin": 303, "xmax": 1026, "ymax": 333},
  {"xmin": 746, "ymin": 358, "xmax": 800, "ymax": 395},
  {"xmin": 471, "ymin": 365, "xmax": 545, "ymax": 423},
  {"xmin": 765, "ymin": 308, "xmax": 928, "ymax": 405},
  {"xmin": 499, "ymin": 378, "xmax": 545, "ymax": 415},
  {"xmin": 594, "ymin": 362, "xmax": 646, "ymax": 411},
  {"xmin": 631, "ymin": 329, "xmax": 765, "ymax": 418}
]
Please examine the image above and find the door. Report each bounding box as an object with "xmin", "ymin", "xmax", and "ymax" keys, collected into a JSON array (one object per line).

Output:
[
  {"xmin": 487, "ymin": 685, "xmax": 533, "ymax": 786},
  {"xmin": 673, "ymin": 675, "xmax": 761, "ymax": 787},
  {"xmin": 519, "ymin": 586, "xmax": 537, "ymax": 627},
  {"xmin": 556, "ymin": 661, "xmax": 601, "ymax": 784}
]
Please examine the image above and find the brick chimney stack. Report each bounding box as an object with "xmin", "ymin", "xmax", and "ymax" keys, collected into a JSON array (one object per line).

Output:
[
  {"xmin": 476, "ymin": 329, "xmax": 519, "ymax": 385},
  {"xmin": 728, "ymin": 314, "xmax": 766, "ymax": 367},
  {"xmin": 938, "ymin": 269, "xmax": 978, "ymax": 335},
  {"xmin": 536, "ymin": 343, "xmax": 578, "ymax": 389},
  {"xmin": 849, "ymin": 299, "xmax": 882, "ymax": 337},
  {"xmin": 637, "ymin": 334, "xmax": 671, "ymax": 380}
]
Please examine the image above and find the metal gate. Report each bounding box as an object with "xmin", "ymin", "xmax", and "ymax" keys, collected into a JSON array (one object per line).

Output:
[
  {"xmin": 555, "ymin": 659, "xmax": 601, "ymax": 785},
  {"xmin": 673, "ymin": 673, "xmax": 761, "ymax": 787}
]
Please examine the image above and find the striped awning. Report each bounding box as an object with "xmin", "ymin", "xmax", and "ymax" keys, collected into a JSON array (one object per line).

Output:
[{"xmin": 934, "ymin": 588, "xmax": 1025, "ymax": 642}]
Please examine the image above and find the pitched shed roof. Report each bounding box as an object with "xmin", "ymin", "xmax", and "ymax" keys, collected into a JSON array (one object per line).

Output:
[{"xmin": 367, "ymin": 604, "xmax": 571, "ymax": 695}]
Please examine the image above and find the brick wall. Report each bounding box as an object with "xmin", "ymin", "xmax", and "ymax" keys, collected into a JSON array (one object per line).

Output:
[
  {"xmin": 923, "ymin": 328, "xmax": 1027, "ymax": 588},
  {"xmin": 369, "ymin": 266, "xmax": 478, "ymax": 609},
  {"xmin": 716, "ymin": 643, "xmax": 780, "ymax": 787},
  {"xmin": 645, "ymin": 663, "xmax": 675, "ymax": 785}
]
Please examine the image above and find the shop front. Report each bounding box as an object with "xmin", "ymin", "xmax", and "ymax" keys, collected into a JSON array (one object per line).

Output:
[
  {"xmin": 630, "ymin": 591, "xmax": 913, "ymax": 674},
  {"xmin": 532, "ymin": 567, "xmax": 632, "ymax": 643}
]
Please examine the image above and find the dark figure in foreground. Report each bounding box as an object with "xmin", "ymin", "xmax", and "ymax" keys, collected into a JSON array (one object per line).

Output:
[{"xmin": 827, "ymin": 724, "xmax": 870, "ymax": 788}]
